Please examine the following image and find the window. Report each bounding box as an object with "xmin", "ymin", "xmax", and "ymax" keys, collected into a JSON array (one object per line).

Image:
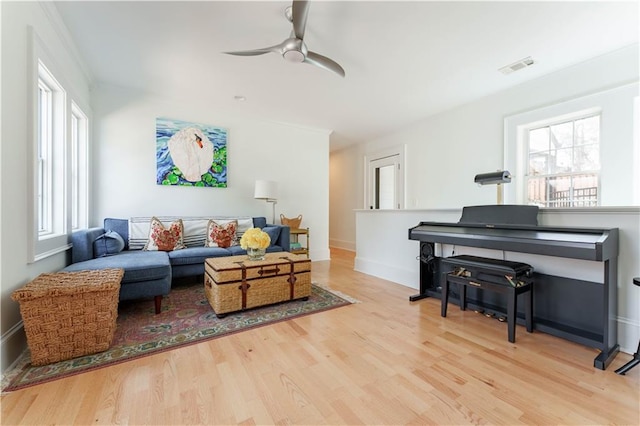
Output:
[
  {"xmin": 28, "ymin": 28, "xmax": 91, "ymax": 262},
  {"xmin": 36, "ymin": 61, "xmax": 66, "ymax": 239},
  {"xmin": 526, "ymin": 114, "xmax": 600, "ymax": 207},
  {"xmin": 70, "ymin": 102, "xmax": 89, "ymax": 231},
  {"xmin": 37, "ymin": 78, "xmax": 53, "ymax": 234},
  {"xmin": 504, "ymin": 82, "xmax": 637, "ymax": 207}
]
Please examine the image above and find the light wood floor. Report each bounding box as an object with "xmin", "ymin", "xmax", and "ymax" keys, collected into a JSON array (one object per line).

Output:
[{"xmin": 2, "ymin": 248, "xmax": 639, "ymax": 425}]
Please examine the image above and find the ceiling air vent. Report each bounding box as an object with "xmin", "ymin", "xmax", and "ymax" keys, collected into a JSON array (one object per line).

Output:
[{"xmin": 498, "ymin": 56, "xmax": 534, "ymax": 75}]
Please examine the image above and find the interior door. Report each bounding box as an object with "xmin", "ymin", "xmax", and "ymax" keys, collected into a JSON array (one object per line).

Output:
[{"xmin": 368, "ymin": 155, "xmax": 400, "ymax": 209}]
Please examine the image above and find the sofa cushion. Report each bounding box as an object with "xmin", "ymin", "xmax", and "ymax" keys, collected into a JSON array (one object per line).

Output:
[
  {"xmin": 143, "ymin": 217, "xmax": 186, "ymax": 251},
  {"xmin": 93, "ymin": 230, "xmax": 126, "ymax": 257},
  {"xmin": 227, "ymin": 245, "xmax": 247, "ymax": 256},
  {"xmin": 168, "ymin": 246, "xmax": 231, "ymax": 266},
  {"xmin": 63, "ymin": 250, "xmax": 170, "ymax": 284}
]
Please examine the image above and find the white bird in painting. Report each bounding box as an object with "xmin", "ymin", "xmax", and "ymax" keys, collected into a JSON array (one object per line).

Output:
[{"xmin": 167, "ymin": 127, "xmax": 214, "ymax": 182}]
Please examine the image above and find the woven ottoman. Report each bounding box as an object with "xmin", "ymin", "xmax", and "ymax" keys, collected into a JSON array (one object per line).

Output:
[
  {"xmin": 11, "ymin": 269, "xmax": 123, "ymax": 366},
  {"xmin": 204, "ymin": 252, "xmax": 311, "ymax": 317}
]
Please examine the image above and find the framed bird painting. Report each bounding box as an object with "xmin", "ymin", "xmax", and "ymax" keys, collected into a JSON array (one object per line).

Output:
[{"xmin": 156, "ymin": 117, "xmax": 228, "ymax": 187}]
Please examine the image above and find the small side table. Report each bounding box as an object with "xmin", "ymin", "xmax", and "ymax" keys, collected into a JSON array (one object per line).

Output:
[
  {"xmin": 615, "ymin": 277, "xmax": 640, "ymax": 375},
  {"xmin": 290, "ymin": 228, "xmax": 309, "ymax": 258}
]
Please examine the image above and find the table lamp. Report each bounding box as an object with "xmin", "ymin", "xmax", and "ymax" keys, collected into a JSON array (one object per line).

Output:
[{"xmin": 474, "ymin": 171, "xmax": 511, "ymax": 204}]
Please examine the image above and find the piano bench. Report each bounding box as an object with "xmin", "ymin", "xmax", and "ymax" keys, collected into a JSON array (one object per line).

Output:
[{"xmin": 440, "ymin": 256, "xmax": 534, "ymax": 343}]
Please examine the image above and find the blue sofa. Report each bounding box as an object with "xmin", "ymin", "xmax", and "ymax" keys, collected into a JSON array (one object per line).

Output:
[{"xmin": 63, "ymin": 217, "xmax": 290, "ymax": 314}]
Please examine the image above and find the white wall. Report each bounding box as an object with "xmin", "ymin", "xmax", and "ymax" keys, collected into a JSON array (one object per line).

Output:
[
  {"xmin": 1, "ymin": 2, "xmax": 92, "ymax": 373},
  {"xmin": 329, "ymin": 143, "xmax": 364, "ymax": 251},
  {"xmin": 330, "ymin": 45, "xmax": 639, "ymax": 237},
  {"xmin": 92, "ymin": 84, "xmax": 331, "ymax": 261}
]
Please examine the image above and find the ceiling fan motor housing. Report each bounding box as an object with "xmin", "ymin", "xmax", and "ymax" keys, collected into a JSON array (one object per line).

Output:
[{"xmin": 282, "ymin": 38, "xmax": 306, "ymax": 63}]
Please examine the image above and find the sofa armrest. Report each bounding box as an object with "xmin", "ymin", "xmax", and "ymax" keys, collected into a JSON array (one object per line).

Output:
[
  {"xmin": 71, "ymin": 227, "xmax": 105, "ymax": 263},
  {"xmin": 276, "ymin": 225, "xmax": 290, "ymax": 252}
]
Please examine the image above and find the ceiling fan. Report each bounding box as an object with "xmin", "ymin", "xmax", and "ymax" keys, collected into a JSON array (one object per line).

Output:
[{"xmin": 224, "ymin": 0, "xmax": 345, "ymax": 78}]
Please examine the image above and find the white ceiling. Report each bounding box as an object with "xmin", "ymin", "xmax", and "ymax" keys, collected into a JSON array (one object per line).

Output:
[{"xmin": 53, "ymin": 1, "xmax": 639, "ymax": 151}]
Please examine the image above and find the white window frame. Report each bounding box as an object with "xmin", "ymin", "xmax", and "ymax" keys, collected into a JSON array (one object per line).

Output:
[
  {"xmin": 37, "ymin": 62, "xmax": 66, "ymax": 238},
  {"xmin": 37, "ymin": 78, "xmax": 53, "ymax": 235},
  {"xmin": 70, "ymin": 101, "xmax": 89, "ymax": 231},
  {"xmin": 523, "ymin": 112, "xmax": 601, "ymax": 208},
  {"xmin": 30, "ymin": 57, "xmax": 68, "ymax": 262},
  {"xmin": 504, "ymin": 82, "xmax": 639, "ymax": 207},
  {"xmin": 27, "ymin": 27, "xmax": 91, "ymax": 262}
]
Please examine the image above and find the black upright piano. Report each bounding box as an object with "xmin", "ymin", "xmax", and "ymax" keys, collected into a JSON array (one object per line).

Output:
[{"xmin": 408, "ymin": 205, "xmax": 619, "ymax": 370}]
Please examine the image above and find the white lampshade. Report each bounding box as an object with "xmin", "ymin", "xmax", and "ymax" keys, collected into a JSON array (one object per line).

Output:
[{"xmin": 254, "ymin": 180, "xmax": 278, "ymax": 200}]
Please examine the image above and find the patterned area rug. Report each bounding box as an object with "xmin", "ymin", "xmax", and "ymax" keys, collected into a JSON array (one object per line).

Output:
[{"xmin": 2, "ymin": 282, "xmax": 353, "ymax": 392}]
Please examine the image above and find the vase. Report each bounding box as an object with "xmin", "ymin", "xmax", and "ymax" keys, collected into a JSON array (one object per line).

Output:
[{"xmin": 246, "ymin": 247, "xmax": 266, "ymax": 261}]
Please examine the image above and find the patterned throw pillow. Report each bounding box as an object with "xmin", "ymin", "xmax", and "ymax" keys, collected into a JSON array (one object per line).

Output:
[
  {"xmin": 143, "ymin": 217, "xmax": 186, "ymax": 251},
  {"xmin": 205, "ymin": 219, "xmax": 238, "ymax": 248}
]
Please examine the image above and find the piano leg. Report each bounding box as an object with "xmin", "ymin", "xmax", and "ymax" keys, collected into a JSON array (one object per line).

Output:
[
  {"xmin": 507, "ymin": 290, "xmax": 516, "ymax": 343},
  {"xmin": 410, "ymin": 243, "xmax": 437, "ymax": 302},
  {"xmin": 594, "ymin": 344, "xmax": 620, "ymax": 370},
  {"xmin": 409, "ymin": 293, "xmax": 430, "ymax": 302},
  {"xmin": 441, "ymin": 279, "xmax": 449, "ymax": 317}
]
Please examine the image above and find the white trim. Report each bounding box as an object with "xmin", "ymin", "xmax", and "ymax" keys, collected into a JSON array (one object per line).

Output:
[
  {"xmin": 616, "ymin": 315, "xmax": 640, "ymax": 355},
  {"xmin": 39, "ymin": 1, "xmax": 94, "ymax": 87},
  {"xmin": 0, "ymin": 322, "xmax": 24, "ymax": 347},
  {"xmin": 329, "ymin": 238, "xmax": 356, "ymax": 252},
  {"xmin": 540, "ymin": 206, "xmax": 640, "ymax": 214},
  {"xmin": 634, "ymin": 96, "xmax": 640, "ymax": 205},
  {"xmin": 33, "ymin": 243, "xmax": 72, "ymax": 262}
]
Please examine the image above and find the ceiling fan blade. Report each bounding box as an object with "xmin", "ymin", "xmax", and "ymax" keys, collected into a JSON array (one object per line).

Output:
[
  {"xmin": 291, "ymin": 0, "xmax": 309, "ymax": 40},
  {"xmin": 224, "ymin": 49, "xmax": 271, "ymax": 57},
  {"xmin": 304, "ymin": 51, "xmax": 345, "ymax": 77},
  {"xmin": 224, "ymin": 43, "xmax": 283, "ymax": 56}
]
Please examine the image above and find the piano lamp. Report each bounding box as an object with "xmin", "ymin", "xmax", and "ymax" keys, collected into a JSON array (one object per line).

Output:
[
  {"xmin": 254, "ymin": 180, "xmax": 278, "ymax": 224},
  {"xmin": 474, "ymin": 170, "xmax": 511, "ymax": 204}
]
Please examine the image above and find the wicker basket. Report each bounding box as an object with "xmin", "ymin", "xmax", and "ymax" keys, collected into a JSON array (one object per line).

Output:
[
  {"xmin": 280, "ymin": 214, "xmax": 302, "ymax": 229},
  {"xmin": 11, "ymin": 269, "xmax": 123, "ymax": 366}
]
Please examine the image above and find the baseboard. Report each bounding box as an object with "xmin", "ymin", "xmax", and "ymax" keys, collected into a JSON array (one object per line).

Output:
[
  {"xmin": 1, "ymin": 321, "xmax": 27, "ymax": 375},
  {"xmin": 329, "ymin": 238, "xmax": 355, "ymax": 252},
  {"xmin": 617, "ymin": 315, "xmax": 640, "ymax": 355}
]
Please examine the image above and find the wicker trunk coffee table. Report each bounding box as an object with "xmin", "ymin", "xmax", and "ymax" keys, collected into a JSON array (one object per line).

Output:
[{"xmin": 204, "ymin": 252, "xmax": 311, "ymax": 318}]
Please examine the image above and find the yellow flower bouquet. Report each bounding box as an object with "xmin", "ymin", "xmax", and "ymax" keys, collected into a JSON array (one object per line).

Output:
[{"xmin": 240, "ymin": 228, "xmax": 271, "ymax": 260}]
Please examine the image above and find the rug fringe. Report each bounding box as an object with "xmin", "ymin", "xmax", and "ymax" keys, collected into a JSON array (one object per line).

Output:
[
  {"xmin": 1, "ymin": 349, "xmax": 30, "ymax": 395},
  {"xmin": 312, "ymin": 282, "xmax": 361, "ymax": 304}
]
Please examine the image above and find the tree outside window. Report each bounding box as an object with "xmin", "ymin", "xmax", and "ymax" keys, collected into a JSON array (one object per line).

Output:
[{"xmin": 527, "ymin": 115, "xmax": 600, "ymax": 207}]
